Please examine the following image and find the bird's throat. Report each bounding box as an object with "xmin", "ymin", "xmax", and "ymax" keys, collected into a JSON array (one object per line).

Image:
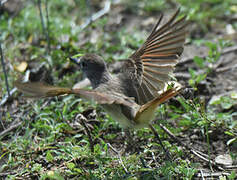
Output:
[{"xmin": 88, "ymin": 71, "xmax": 112, "ymax": 89}]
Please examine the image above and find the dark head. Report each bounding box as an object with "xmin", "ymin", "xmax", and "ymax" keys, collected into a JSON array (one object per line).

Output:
[{"xmin": 70, "ymin": 53, "xmax": 111, "ymax": 88}]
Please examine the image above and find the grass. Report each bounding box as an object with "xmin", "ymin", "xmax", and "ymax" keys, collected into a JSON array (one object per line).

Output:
[{"xmin": 0, "ymin": 0, "xmax": 237, "ymax": 179}]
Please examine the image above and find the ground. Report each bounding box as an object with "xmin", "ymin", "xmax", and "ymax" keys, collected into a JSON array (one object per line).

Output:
[{"xmin": 0, "ymin": 0, "xmax": 237, "ymax": 179}]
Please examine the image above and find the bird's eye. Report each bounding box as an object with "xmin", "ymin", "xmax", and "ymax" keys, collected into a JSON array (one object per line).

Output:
[{"xmin": 81, "ymin": 62, "xmax": 87, "ymax": 68}]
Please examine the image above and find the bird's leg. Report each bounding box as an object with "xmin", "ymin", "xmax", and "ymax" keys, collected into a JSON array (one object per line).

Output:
[
  {"xmin": 124, "ymin": 128, "xmax": 135, "ymax": 151},
  {"xmin": 149, "ymin": 123, "xmax": 172, "ymax": 160},
  {"xmin": 124, "ymin": 128, "xmax": 148, "ymax": 168}
]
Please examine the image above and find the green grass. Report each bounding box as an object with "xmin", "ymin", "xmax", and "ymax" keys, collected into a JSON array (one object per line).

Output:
[{"xmin": 0, "ymin": 0, "xmax": 236, "ymax": 179}]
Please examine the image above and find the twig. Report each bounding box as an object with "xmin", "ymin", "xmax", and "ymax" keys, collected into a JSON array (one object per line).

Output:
[
  {"xmin": 149, "ymin": 123, "xmax": 172, "ymax": 160},
  {"xmin": 196, "ymin": 171, "xmax": 231, "ymax": 178},
  {"xmin": 77, "ymin": 114, "xmax": 94, "ymax": 152},
  {"xmin": 200, "ymin": 169, "xmax": 205, "ymax": 180},
  {"xmin": 212, "ymin": 45, "xmax": 237, "ymax": 71},
  {"xmin": 45, "ymin": 0, "xmax": 51, "ymax": 53},
  {"xmin": 151, "ymin": 151, "xmax": 159, "ymax": 168},
  {"xmin": 0, "ymin": 171, "xmax": 17, "ymax": 177},
  {"xmin": 191, "ymin": 149, "xmax": 223, "ymax": 170},
  {"xmin": 223, "ymin": 165, "xmax": 237, "ymax": 169},
  {"xmin": 0, "ymin": 87, "xmax": 17, "ymax": 106},
  {"xmin": 37, "ymin": 0, "xmax": 50, "ymax": 54},
  {"xmin": 179, "ymin": 57, "xmax": 197, "ymax": 66},
  {"xmin": 0, "ymin": 42, "xmax": 10, "ymax": 97},
  {"xmin": 37, "ymin": 0, "xmax": 46, "ymax": 36},
  {"xmin": 0, "ymin": 112, "xmax": 5, "ymax": 129},
  {"xmin": 79, "ymin": 0, "xmax": 111, "ymax": 30},
  {"xmin": 139, "ymin": 156, "xmax": 148, "ymax": 168},
  {"xmin": 0, "ymin": 119, "xmax": 22, "ymax": 138},
  {"xmin": 216, "ymin": 63, "xmax": 237, "ymax": 73},
  {"xmin": 107, "ymin": 143, "xmax": 128, "ymax": 173},
  {"xmin": 1, "ymin": 70, "xmax": 30, "ymax": 106},
  {"xmin": 0, "ymin": 170, "xmax": 35, "ymax": 178},
  {"xmin": 175, "ymin": 72, "xmax": 191, "ymax": 79},
  {"xmin": 221, "ymin": 45, "xmax": 237, "ymax": 55},
  {"xmin": 158, "ymin": 123, "xmax": 225, "ymax": 171}
]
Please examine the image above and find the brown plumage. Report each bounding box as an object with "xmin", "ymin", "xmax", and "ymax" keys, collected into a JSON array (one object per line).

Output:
[{"xmin": 15, "ymin": 9, "xmax": 187, "ymax": 128}]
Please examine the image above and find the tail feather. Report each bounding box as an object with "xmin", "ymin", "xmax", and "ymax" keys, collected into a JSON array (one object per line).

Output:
[{"xmin": 134, "ymin": 86, "xmax": 181, "ymax": 127}]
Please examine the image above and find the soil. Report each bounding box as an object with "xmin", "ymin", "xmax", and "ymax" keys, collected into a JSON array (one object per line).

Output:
[{"xmin": 0, "ymin": 1, "xmax": 237, "ymax": 179}]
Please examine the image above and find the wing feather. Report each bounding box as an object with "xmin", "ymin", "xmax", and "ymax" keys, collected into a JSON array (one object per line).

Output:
[
  {"xmin": 127, "ymin": 8, "xmax": 187, "ymax": 104},
  {"xmin": 15, "ymin": 81, "xmax": 135, "ymax": 107}
]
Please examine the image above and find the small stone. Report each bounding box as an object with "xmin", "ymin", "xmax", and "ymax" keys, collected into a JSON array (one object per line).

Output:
[{"xmin": 215, "ymin": 154, "xmax": 233, "ymax": 165}]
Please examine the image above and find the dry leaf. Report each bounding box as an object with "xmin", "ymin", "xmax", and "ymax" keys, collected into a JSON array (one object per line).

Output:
[
  {"xmin": 14, "ymin": 61, "xmax": 28, "ymax": 72},
  {"xmin": 215, "ymin": 154, "xmax": 233, "ymax": 166}
]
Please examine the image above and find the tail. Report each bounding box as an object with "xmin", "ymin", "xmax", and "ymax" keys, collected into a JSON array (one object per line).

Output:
[
  {"xmin": 134, "ymin": 86, "xmax": 181, "ymax": 127},
  {"xmin": 14, "ymin": 81, "xmax": 73, "ymax": 98}
]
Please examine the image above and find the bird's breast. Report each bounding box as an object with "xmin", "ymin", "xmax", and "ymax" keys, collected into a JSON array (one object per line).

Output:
[{"xmin": 101, "ymin": 104, "xmax": 135, "ymax": 128}]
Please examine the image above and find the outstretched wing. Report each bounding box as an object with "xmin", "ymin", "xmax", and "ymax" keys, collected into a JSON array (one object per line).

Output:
[
  {"xmin": 125, "ymin": 8, "xmax": 187, "ymax": 105},
  {"xmin": 14, "ymin": 81, "xmax": 135, "ymax": 107},
  {"xmin": 14, "ymin": 81, "xmax": 73, "ymax": 98}
]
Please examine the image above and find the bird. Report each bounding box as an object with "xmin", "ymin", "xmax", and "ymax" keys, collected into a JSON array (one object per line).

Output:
[{"xmin": 15, "ymin": 9, "xmax": 187, "ymax": 132}]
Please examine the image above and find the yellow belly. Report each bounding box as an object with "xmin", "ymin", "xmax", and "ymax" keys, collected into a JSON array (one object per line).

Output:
[{"xmin": 102, "ymin": 104, "xmax": 136, "ymax": 128}]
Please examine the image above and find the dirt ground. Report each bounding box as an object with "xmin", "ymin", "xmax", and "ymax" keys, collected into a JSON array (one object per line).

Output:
[{"xmin": 0, "ymin": 1, "xmax": 237, "ymax": 179}]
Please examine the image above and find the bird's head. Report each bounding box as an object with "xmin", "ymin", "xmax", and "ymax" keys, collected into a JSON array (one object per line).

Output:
[
  {"xmin": 70, "ymin": 53, "xmax": 109, "ymax": 88},
  {"xmin": 70, "ymin": 53, "xmax": 106, "ymax": 76}
]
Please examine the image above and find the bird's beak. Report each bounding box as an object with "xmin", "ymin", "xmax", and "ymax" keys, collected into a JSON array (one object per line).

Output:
[{"xmin": 69, "ymin": 57, "xmax": 81, "ymax": 66}]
